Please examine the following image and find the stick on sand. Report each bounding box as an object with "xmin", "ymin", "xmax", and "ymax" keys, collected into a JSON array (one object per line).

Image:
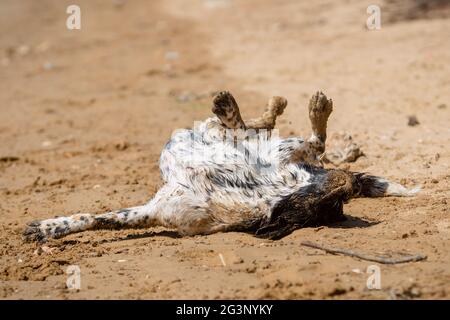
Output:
[{"xmin": 301, "ymin": 241, "xmax": 427, "ymax": 264}]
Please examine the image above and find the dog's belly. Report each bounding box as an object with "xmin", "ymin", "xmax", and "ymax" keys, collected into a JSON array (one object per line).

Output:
[
  {"xmin": 157, "ymin": 124, "xmax": 315, "ymax": 232},
  {"xmin": 159, "ymin": 127, "xmax": 304, "ymax": 175}
]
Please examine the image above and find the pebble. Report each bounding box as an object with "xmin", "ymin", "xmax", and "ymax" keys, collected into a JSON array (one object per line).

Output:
[
  {"xmin": 17, "ymin": 45, "xmax": 30, "ymax": 56},
  {"xmin": 407, "ymin": 115, "xmax": 419, "ymax": 126},
  {"xmin": 176, "ymin": 91, "xmax": 198, "ymax": 103},
  {"xmin": 43, "ymin": 61, "xmax": 54, "ymax": 71},
  {"xmin": 35, "ymin": 41, "xmax": 50, "ymax": 53},
  {"xmin": 41, "ymin": 140, "xmax": 52, "ymax": 147},
  {"xmin": 165, "ymin": 51, "xmax": 179, "ymax": 61}
]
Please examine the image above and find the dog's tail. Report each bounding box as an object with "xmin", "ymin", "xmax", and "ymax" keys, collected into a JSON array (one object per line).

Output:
[{"xmin": 352, "ymin": 173, "xmax": 421, "ymax": 198}]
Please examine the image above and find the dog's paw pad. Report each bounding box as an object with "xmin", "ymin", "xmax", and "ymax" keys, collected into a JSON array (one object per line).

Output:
[
  {"xmin": 309, "ymin": 91, "xmax": 333, "ymax": 120},
  {"xmin": 212, "ymin": 91, "xmax": 238, "ymax": 116}
]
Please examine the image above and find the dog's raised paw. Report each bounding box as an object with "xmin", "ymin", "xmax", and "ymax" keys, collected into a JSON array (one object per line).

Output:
[
  {"xmin": 212, "ymin": 91, "xmax": 238, "ymax": 117},
  {"xmin": 309, "ymin": 91, "xmax": 333, "ymax": 122}
]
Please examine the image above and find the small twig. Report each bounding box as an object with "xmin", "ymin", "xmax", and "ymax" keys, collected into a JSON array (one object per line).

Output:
[{"xmin": 301, "ymin": 241, "xmax": 427, "ymax": 264}]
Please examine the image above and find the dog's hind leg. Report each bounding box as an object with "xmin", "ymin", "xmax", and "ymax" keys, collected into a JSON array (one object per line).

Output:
[
  {"xmin": 22, "ymin": 184, "xmax": 174, "ymax": 242},
  {"xmin": 23, "ymin": 183, "xmax": 218, "ymax": 242},
  {"xmin": 23, "ymin": 204, "xmax": 163, "ymax": 242},
  {"xmin": 22, "ymin": 204, "xmax": 156, "ymax": 242},
  {"xmin": 245, "ymin": 96, "xmax": 288, "ymax": 130}
]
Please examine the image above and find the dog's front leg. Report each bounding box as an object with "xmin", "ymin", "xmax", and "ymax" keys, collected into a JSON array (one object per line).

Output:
[
  {"xmin": 279, "ymin": 91, "xmax": 333, "ymax": 166},
  {"xmin": 211, "ymin": 91, "xmax": 247, "ymax": 129}
]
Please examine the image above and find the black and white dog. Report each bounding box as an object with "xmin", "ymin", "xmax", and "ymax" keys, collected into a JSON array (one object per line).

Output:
[{"xmin": 23, "ymin": 91, "xmax": 418, "ymax": 242}]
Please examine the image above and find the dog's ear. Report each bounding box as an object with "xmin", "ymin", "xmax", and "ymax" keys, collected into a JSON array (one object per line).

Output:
[{"xmin": 255, "ymin": 170, "xmax": 353, "ymax": 240}]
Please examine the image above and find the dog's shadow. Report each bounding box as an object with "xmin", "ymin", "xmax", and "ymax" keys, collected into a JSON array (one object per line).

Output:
[
  {"xmin": 112, "ymin": 215, "xmax": 378, "ymax": 242},
  {"xmin": 62, "ymin": 215, "xmax": 378, "ymax": 245},
  {"xmin": 60, "ymin": 230, "xmax": 181, "ymax": 246},
  {"xmin": 106, "ymin": 230, "xmax": 182, "ymax": 243},
  {"xmin": 122, "ymin": 230, "xmax": 181, "ymax": 240},
  {"xmin": 330, "ymin": 215, "xmax": 380, "ymax": 229}
]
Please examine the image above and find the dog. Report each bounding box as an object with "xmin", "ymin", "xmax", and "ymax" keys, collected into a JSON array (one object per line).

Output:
[{"xmin": 23, "ymin": 91, "xmax": 419, "ymax": 242}]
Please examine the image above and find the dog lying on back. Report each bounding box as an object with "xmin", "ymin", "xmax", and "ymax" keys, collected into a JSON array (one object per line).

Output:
[{"xmin": 23, "ymin": 91, "xmax": 418, "ymax": 242}]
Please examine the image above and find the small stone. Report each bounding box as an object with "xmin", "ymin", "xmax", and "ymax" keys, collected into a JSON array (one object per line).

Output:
[
  {"xmin": 410, "ymin": 287, "xmax": 421, "ymax": 297},
  {"xmin": 41, "ymin": 140, "xmax": 52, "ymax": 147},
  {"xmin": 34, "ymin": 246, "xmax": 56, "ymax": 255},
  {"xmin": 115, "ymin": 140, "xmax": 129, "ymax": 151},
  {"xmin": 165, "ymin": 51, "xmax": 179, "ymax": 61},
  {"xmin": 328, "ymin": 287, "xmax": 347, "ymax": 296},
  {"xmin": 35, "ymin": 41, "xmax": 50, "ymax": 53},
  {"xmin": 17, "ymin": 45, "xmax": 30, "ymax": 56},
  {"xmin": 42, "ymin": 246, "xmax": 56, "ymax": 254},
  {"xmin": 43, "ymin": 61, "xmax": 54, "ymax": 71},
  {"xmin": 407, "ymin": 115, "xmax": 419, "ymax": 126},
  {"xmin": 176, "ymin": 91, "xmax": 198, "ymax": 103},
  {"xmin": 245, "ymin": 266, "xmax": 257, "ymax": 273}
]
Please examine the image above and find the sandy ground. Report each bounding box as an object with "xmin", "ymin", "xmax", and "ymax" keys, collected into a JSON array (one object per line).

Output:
[{"xmin": 0, "ymin": 0, "xmax": 449, "ymax": 299}]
